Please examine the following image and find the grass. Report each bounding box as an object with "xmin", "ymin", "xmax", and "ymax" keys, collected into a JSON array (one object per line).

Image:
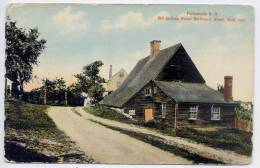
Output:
[
  {"xmin": 5, "ymin": 100, "xmax": 94, "ymax": 163},
  {"xmin": 5, "ymin": 101, "xmax": 54, "ymax": 130},
  {"xmin": 84, "ymin": 106, "xmax": 136, "ymax": 124},
  {"xmin": 84, "ymin": 106, "xmax": 252, "ymax": 156},
  {"xmin": 176, "ymin": 127, "xmax": 252, "ymax": 156}
]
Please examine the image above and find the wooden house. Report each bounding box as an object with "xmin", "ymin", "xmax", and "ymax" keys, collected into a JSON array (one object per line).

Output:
[{"xmin": 101, "ymin": 40, "xmax": 238, "ymax": 127}]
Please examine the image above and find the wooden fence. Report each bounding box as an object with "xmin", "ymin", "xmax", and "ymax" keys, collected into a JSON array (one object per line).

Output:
[{"xmin": 235, "ymin": 117, "xmax": 253, "ymax": 132}]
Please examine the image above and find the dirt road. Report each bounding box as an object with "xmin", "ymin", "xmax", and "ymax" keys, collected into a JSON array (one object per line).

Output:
[{"xmin": 47, "ymin": 106, "xmax": 191, "ymax": 164}]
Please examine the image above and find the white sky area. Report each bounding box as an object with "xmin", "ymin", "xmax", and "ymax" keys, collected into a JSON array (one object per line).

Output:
[{"xmin": 6, "ymin": 4, "xmax": 254, "ymax": 101}]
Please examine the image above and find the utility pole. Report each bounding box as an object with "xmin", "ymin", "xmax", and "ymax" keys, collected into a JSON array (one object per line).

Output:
[
  {"xmin": 65, "ymin": 90, "xmax": 68, "ymax": 106},
  {"xmin": 174, "ymin": 103, "xmax": 178, "ymax": 129},
  {"xmin": 44, "ymin": 80, "xmax": 47, "ymax": 105},
  {"xmin": 5, "ymin": 77, "xmax": 7, "ymax": 99}
]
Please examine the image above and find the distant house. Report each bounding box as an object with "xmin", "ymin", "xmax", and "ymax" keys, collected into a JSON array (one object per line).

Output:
[
  {"xmin": 101, "ymin": 40, "xmax": 238, "ymax": 128},
  {"xmin": 105, "ymin": 66, "xmax": 128, "ymax": 94}
]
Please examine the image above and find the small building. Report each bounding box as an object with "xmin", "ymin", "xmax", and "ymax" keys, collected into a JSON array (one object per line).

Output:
[
  {"xmin": 101, "ymin": 40, "xmax": 238, "ymax": 128},
  {"xmin": 105, "ymin": 66, "xmax": 128, "ymax": 94}
]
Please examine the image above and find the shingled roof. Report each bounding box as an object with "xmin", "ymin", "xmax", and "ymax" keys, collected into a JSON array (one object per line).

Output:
[
  {"xmin": 154, "ymin": 81, "xmax": 226, "ymax": 103},
  {"xmin": 101, "ymin": 43, "xmax": 193, "ymax": 107}
]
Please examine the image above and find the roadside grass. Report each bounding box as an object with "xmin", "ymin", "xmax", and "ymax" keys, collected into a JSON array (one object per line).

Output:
[
  {"xmin": 84, "ymin": 106, "xmax": 252, "ymax": 156},
  {"xmin": 5, "ymin": 101, "xmax": 94, "ymax": 163},
  {"xmin": 84, "ymin": 106, "xmax": 135, "ymax": 124},
  {"xmin": 176, "ymin": 127, "xmax": 252, "ymax": 156}
]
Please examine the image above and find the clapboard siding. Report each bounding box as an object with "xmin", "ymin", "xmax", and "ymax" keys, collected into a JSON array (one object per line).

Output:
[
  {"xmin": 176, "ymin": 103, "xmax": 235, "ymax": 127},
  {"xmin": 123, "ymin": 81, "xmax": 235, "ymax": 128},
  {"xmin": 124, "ymin": 82, "xmax": 176, "ymax": 126}
]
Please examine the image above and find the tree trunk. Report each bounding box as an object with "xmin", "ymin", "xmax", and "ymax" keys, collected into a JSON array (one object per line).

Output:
[
  {"xmin": 20, "ymin": 81, "xmax": 24, "ymax": 93},
  {"xmin": 17, "ymin": 70, "xmax": 24, "ymax": 98}
]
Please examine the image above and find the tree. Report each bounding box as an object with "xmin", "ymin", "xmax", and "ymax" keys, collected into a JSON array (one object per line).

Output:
[
  {"xmin": 42, "ymin": 78, "xmax": 67, "ymax": 104},
  {"xmin": 75, "ymin": 61, "xmax": 105, "ymax": 104},
  {"xmin": 217, "ymin": 84, "xmax": 224, "ymax": 94},
  {"xmin": 5, "ymin": 17, "xmax": 46, "ymax": 95}
]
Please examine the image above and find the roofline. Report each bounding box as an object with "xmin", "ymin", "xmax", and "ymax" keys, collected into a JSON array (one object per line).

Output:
[
  {"xmin": 178, "ymin": 44, "xmax": 206, "ymax": 83},
  {"xmin": 178, "ymin": 101, "xmax": 240, "ymax": 105},
  {"xmin": 154, "ymin": 80, "xmax": 239, "ymax": 105},
  {"xmin": 151, "ymin": 43, "xmax": 183, "ymax": 80}
]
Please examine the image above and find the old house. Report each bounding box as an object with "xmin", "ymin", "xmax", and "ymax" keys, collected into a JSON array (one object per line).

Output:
[
  {"xmin": 105, "ymin": 66, "xmax": 128, "ymax": 94},
  {"xmin": 101, "ymin": 40, "xmax": 238, "ymax": 127}
]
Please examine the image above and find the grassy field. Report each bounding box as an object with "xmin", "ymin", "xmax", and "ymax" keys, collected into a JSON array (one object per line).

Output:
[
  {"xmin": 84, "ymin": 106, "xmax": 252, "ymax": 156},
  {"xmin": 5, "ymin": 101, "xmax": 94, "ymax": 163}
]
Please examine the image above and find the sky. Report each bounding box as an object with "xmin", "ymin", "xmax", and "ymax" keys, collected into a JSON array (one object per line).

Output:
[{"xmin": 6, "ymin": 4, "xmax": 254, "ymax": 101}]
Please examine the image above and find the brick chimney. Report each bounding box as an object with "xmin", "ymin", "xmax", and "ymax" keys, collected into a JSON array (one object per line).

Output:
[
  {"xmin": 150, "ymin": 40, "xmax": 161, "ymax": 56},
  {"xmin": 224, "ymin": 76, "xmax": 233, "ymax": 102}
]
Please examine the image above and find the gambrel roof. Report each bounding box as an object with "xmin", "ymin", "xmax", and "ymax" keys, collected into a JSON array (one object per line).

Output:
[{"xmin": 101, "ymin": 43, "xmax": 208, "ymax": 107}]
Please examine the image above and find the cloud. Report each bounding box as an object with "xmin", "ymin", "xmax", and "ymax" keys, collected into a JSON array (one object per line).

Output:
[
  {"xmin": 100, "ymin": 11, "xmax": 170, "ymax": 30},
  {"xmin": 115, "ymin": 11, "xmax": 150, "ymax": 28},
  {"xmin": 100, "ymin": 20, "xmax": 113, "ymax": 30},
  {"xmin": 6, "ymin": 3, "xmax": 25, "ymax": 14},
  {"xmin": 53, "ymin": 6, "xmax": 88, "ymax": 32}
]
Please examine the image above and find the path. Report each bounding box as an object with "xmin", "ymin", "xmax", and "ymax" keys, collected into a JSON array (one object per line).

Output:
[{"xmin": 47, "ymin": 106, "xmax": 192, "ymax": 164}]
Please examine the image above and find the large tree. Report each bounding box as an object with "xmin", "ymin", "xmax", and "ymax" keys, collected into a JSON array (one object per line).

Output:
[
  {"xmin": 5, "ymin": 18, "xmax": 46, "ymax": 94},
  {"xmin": 75, "ymin": 61, "xmax": 105, "ymax": 104}
]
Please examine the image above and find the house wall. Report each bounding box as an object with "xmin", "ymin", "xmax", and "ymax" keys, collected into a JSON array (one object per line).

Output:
[
  {"xmin": 124, "ymin": 82, "xmax": 177, "ymax": 126},
  {"xmin": 124, "ymin": 82, "xmax": 236, "ymax": 128},
  {"xmin": 177, "ymin": 103, "xmax": 236, "ymax": 127},
  {"xmin": 106, "ymin": 69, "xmax": 127, "ymax": 92}
]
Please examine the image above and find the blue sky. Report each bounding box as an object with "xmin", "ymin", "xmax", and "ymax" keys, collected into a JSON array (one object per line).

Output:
[{"xmin": 6, "ymin": 4, "xmax": 254, "ymax": 101}]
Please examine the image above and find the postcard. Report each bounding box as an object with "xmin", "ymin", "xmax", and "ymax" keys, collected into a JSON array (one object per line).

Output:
[{"xmin": 4, "ymin": 3, "xmax": 254, "ymax": 165}]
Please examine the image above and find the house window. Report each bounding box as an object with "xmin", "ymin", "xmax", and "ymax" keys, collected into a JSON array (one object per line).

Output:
[
  {"xmin": 145, "ymin": 87, "xmax": 152, "ymax": 97},
  {"xmin": 161, "ymin": 104, "xmax": 166, "ymax": 118},
  {"xmin": 129, "ymin": 109, "xmax": 136, "ymax": 116},
  {"xmin": 189, "ymin": 105, "xmax": 198, "ymax": 120},
  {"xmin": 211, "ymin": 106, "xmax": 221, "ymax": 120},
  {"xmin": 119, "ymin": 72, "xmax": 124, "ymax": 78}
]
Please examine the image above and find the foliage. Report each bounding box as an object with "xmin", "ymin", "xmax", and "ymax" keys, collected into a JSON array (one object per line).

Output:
[
  {"xmin": 5, "ymin": 18, "xmax": 46, "ymax": 94},
  {"xmin": 22, "ymin": 77, "xmax": 84, "ymax": 106},
  {"xmin": 24, "ymin": 78, "xmax": 69, "ymax": 105},
  {"xmin": 75, "ymin": 61, "xmax": 105, "ymax": 105},
  {"xmin": 176, "ymin": 127, "xmax": 252, "ymax": 156},
  {"xmin": 235, "ymin": 106, "xmax": 252, "ymax": 121},
  {"xmin": 217, "ymin": 84, "xmax": 224, "ymax": 94},
  {"xmin": 67, "ymin": 83, "xmax": 84, "ymax": 106}
]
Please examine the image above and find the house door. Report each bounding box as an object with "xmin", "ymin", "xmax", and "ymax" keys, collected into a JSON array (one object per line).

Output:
[{"xmin": 145, "ymin": 108, "xmax": 154, "ymax": 121}]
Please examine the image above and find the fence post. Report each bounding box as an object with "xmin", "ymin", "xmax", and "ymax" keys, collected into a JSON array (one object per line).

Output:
[
  {"xmin": 44, "ymin": 86, "xmax": 47, "ymax": 105},
  {"xmin": 65, "ymin": 90, "xmax": 68, "ymax": 106}
]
